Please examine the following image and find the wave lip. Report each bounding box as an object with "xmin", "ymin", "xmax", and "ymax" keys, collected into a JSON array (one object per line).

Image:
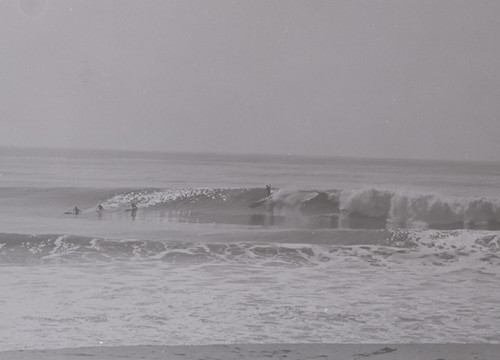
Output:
[{"xmin": 101, "ymin": 188, "xmax": 262, "ymax": 210}]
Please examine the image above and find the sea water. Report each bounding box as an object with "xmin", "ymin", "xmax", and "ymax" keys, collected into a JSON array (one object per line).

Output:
[{"xmin": 0, "ymin": 147, "xmax": 499, "ymax": 350}]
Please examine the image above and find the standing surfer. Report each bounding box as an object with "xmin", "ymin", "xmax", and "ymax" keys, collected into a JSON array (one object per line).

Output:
[
  {"xmin": 73, "ymin": 206, "xmax": 80, "ymax": 215},
  {"xmin": 130, "ymin": 202, "xmax": 138, "ymax": 220},
  {"xmin": 265, "ymin": 185, "xmax": 274, "ymax": 215},
  {"xmin": 96, "ymin": 203, "xmax": 103, "ymax": 220}
]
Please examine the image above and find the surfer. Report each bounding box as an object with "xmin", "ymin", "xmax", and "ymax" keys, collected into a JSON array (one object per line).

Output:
[
  {"xmin": 129, "ymin": 202, "xmax": 138, "ymax": 220},
  {"xmin": 73, "ymin": 206, "xmax": 80, "ymax": 215},
  {"xmin": 248, "ymin": 186, "xmax": 274, "ymax": 209},
  {"xmin": 265, "ymin": 185, "xmax": 275, "ymax": 215},
  {"xmin": 96, "ymin": 203, "xmax": 103, "ymax": 220}
]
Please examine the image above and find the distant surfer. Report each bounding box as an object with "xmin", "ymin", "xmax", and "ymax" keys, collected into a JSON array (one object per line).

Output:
[
  {"xmin": 265, "ymin": 185, "xmax": 274, "ymax": 215},
  {"xmin": 96, "ymin": 203, "xmax": 103, "ymax": 220},
  {"xmin": 129, "ymin": 202, "xmax": 138, "ymax": 220},
  {"xmin": 73, "ymin": 206, "xmax": 80, "ymax": 215}
]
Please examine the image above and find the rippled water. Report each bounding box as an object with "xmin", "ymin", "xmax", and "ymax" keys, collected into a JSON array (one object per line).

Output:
[{"xmin": 0, "ymin": 148, "xmax": 499, "ymax": 349}]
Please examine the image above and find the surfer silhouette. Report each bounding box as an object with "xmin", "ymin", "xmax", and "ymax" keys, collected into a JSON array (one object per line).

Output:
[
  {"xmin": 130, "ymin": 202, "xmax": 138, "ymax": 220},
  {"xmin": 73, "ymin": 206, "xmax": 80, "ymax": 215},
  {"xmin": 265, "ymin": 185, "xmax": 275, "ymax": 216},
  {"xmin": 248, "ymin": 185, "xmax": 274, "ymax": 210},
  {"xmin": 96, "ymin": 203, "xmax": 103, "ymax": 219}
]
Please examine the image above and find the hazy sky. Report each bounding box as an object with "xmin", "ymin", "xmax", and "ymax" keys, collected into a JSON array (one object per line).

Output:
[{"xmin": 2, "ymin": 0, "xmax": 500, "ymax": 161}]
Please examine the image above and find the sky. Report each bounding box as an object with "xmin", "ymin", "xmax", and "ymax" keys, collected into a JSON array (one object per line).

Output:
[{"xmin": 1, "ymin": 0, "xmax": 500, "ymax": 161}]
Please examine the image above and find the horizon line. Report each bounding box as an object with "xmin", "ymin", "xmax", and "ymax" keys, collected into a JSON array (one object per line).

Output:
[{"xmin": 0, "ymin": 144, "xmax": 496, "ymax": 164}]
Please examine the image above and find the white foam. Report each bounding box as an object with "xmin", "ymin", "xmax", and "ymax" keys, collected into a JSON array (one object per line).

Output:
[
  {"xmin": 102, "ymin": 188, "xmax": 230, "ymax": 209},
  {"xmin": 340, "ymin": 187, "xmax": 392, "ymax": 218},
  {"xmin": 336, "ymin": 186, "xmax": 500, "ymax": 227}
]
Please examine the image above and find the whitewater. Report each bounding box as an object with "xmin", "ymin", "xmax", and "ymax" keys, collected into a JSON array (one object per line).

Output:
[{"xmin": 0, "ymin": 147, "xmax": 499, "ymax": 350}]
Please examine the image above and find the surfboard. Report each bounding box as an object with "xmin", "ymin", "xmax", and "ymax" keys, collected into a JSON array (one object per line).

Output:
[
  {"xmin": 249, "ymin": 197, "xmax": 269, "ymax": 208},
  {"xmin": 125, "ymin": 208, "xmax": 138, "ymax": 212},
  {"xmin": 64, "ymin": 211, "xmax": 73, "ymax": 215}
]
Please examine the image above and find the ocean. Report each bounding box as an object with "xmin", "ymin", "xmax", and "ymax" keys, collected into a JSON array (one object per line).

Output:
[{"xmin": 0, "ymin": 147, "xmax": 499, "ymax": 350}]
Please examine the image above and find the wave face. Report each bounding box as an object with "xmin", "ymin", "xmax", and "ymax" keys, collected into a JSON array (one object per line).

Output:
[
  {"xmin": 2, "ymin": 230, "xmax": 499, "ymax": 266},
  {"xmin": 92, "ymin": 186, "xmax": 500, "ymax": 230}
]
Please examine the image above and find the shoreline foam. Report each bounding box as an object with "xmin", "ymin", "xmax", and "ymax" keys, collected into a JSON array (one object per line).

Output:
[{"xmin": 1, "ymin": 344, "xmax": 499, "ymax": 360}]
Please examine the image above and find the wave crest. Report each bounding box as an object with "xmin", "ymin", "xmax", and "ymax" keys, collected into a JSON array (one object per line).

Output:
[{"xmin": 94, "ymin": 186, "xmax": 500, "ymax": 230}]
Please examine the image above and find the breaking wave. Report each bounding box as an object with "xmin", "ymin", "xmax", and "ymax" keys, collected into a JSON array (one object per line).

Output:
[
  {"xmin": 93, "ymin": 187, "xmax": 500, "ymax": 230},
  {"xmin": 1, "ymin": 230, "xmax": 499, "ymax": 266}
]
